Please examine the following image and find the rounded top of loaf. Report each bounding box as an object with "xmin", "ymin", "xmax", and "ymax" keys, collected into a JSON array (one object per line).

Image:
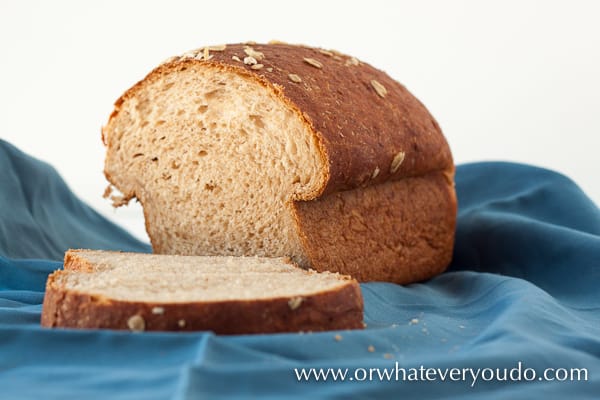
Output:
[{"xmin": 105, "ymin": 42, "xmax": 453, "ymax": 197}]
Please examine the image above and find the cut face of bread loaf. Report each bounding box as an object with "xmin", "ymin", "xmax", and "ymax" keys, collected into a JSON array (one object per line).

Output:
[
  {"xmin": 41, "ymin": 250, "xmax": 364, "ymax": 333},
  {"xmin": 103, "ymin": 43, "xmax": 457, "ymax": 283}
]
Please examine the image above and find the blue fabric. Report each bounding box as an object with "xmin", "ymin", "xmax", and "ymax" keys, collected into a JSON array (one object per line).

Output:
[
  {"xmin": 0, "ymin": 140, "xmax": 151, "ymax": 259},
  {"xmin": 0, "ymin": 139, "xmax": 598, "ymax": 399}
]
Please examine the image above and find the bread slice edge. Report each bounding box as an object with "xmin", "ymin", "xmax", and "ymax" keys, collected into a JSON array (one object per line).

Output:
[{"xmin": 41, "ymin": 250, "xmax": 364, "ymax": 334}]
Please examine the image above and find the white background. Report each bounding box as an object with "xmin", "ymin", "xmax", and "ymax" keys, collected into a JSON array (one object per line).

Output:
[{"xmin": 1, "ymin": 0, "xmax": 599, "ymax": 242}]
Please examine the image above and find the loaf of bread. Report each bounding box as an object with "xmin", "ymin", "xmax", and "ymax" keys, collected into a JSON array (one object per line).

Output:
[
  {"xmin": 102, "ymin": 42, "xmax": 457, "ymax": 284},
  {"xmin": 41, "ymin": 250, "xmax": 363, "ymax": 333}
]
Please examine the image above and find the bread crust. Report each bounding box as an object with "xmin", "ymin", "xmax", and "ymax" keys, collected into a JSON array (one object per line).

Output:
[
  {"xmin": 41, "ymin": 252, "xmax": 364, "ymax": 334},
  {"xmin": 103, "ymin": 43, "xmax": 456, "ymax": 283},
  {"xmin": 292, "ymin": 171, "xmax": 457, "ymax": 283},
  {"xmin": 105, "ymin": 43, "xmax": 453, "ymax": 197}
]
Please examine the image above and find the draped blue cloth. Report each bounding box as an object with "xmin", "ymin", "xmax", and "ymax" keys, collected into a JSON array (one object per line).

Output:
[{"xmin": 1, "ymin": 139, "xmax": 598, "ymax": 399}]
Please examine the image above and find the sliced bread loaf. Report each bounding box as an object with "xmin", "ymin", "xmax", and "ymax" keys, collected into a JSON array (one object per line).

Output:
[
  {"xmin": 102, "ymin": 42, "xmax": 457, "ymax": 284},
  {"xmin": 41, "ymin": 250, "xmax": 364, "ymax": 333}
]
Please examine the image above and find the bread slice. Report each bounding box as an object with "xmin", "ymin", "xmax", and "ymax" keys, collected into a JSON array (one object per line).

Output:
[
  {"xmin": 102, "ymin": 42, "xmax": 457, "ymax": 284},
  {"xmin": 40, "ymin": 250, "xmax": 364, "ymax": 334}
]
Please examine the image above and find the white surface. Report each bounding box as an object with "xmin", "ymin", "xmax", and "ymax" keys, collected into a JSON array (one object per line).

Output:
[{"xmin": 1, "ymin": 0, "xmax": 599, "ymax": 242}]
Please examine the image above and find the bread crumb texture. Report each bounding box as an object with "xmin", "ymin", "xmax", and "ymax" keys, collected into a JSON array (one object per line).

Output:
[
  {"xmin": 41, "ymin": 250, "xmax": 364, "ymax": 334},
  {"xmin": 102, "ymin": 42, "xmax": 456, "ymax": 284},
  {"xmin": 56, "ymin": 251, "xmax": 352, "ymax": 302}
]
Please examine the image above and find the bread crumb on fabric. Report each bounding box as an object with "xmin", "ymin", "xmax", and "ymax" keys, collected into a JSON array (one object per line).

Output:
[
  {"xmin": 368, "ymin": 345, "xmax": 375, "ymax": 352},
  {"xmin": 151, "ymin": 307, "xmax": 164, "ymax": 315},
  {"xmin": 178, "ymin": 319, "xmax": 186, "ymax": 328},
  {"xmin": 409, "ymin": 318, "xmax": 419, "ymax": 325},
  {"xmin": 334, "ymin": 334, "xmax": 343, "ymax": 342}
]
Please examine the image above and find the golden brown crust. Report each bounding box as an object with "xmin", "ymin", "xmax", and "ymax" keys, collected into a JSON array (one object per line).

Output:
[
  {"xmin": 105, "ymin": 43, "xmax": 453, "ymax": 197},
  {"xmin": 103, "ymin": 43, "xmax": 457, "ymax": 284},
  {"xmin": 41, "ymin": 278, "xmax": 363, "ymax": 334},
  {"xmin": 41, "ymin": 254, "xmax": 364, "ymax": 334},
  {"xmin": 292, "ymin": 171, "xmax": 457, "ymax": 283}
]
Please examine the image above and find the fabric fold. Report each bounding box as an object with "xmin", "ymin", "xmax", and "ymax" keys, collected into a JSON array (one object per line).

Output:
[{"xmin": 0, "ymin": 143, "xmax": 598, "ymax": 399}]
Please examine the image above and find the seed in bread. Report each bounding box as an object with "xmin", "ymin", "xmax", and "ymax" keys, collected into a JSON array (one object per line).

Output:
[{"xmin": 127, "ymin": 315, "xmax": 145, "ymax": 332}]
